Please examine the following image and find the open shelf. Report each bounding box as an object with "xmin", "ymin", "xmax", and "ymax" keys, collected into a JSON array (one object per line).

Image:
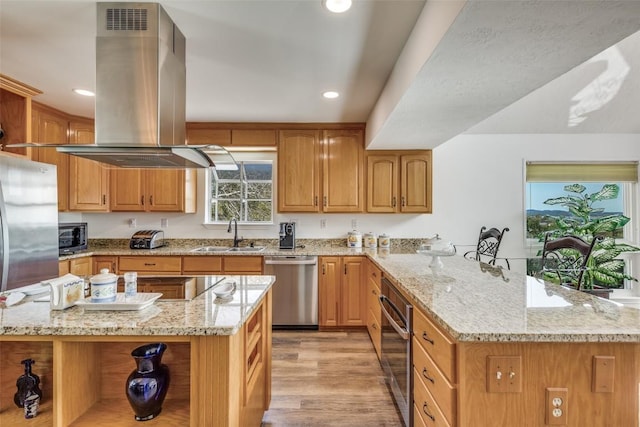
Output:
[{"xmin": 69, "ymin": 398, "xmax": 189, "ymax": 426}]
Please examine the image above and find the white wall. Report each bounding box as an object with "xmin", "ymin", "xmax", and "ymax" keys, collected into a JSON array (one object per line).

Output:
[{"xmin": 61, "ymin": 133, "xmax": 640, "ymax": 275}]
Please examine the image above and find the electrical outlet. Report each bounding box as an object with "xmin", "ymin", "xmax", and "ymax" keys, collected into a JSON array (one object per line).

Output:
[
  {"xmin": 161, "ymin": 218, "xmax": 169, "ymax": 228},
  {"xmin": 128, "ymin": 218, "xmax": 137, "ymax": 228},
  {"xmin": 351, "ymin": 219, "xmax": 357, "ymax": 229},
  {"xmin": 545, "ymin": 387, "xmax": 568, "ymax": 425},
  {"xmin": 486, "ymin": 356, "xmax": 522, "ymax": 393},
  {"xmin": 320, "ymin": 219, "xmax": 327, "ymax": 229}
]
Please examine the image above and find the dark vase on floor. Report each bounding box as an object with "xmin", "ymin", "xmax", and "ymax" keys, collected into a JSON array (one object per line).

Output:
[{"xmin": 125, "ymin": 343, "xmax": 170, "ymax": 421}]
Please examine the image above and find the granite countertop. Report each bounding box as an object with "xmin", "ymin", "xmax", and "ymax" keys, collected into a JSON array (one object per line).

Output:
[
  {"xmin": 368, "ymin": 253, "xmax": 640, "ymax": 343},
  {"xmin": 0, "ymin": 275, "xmax": 274, "ymax": 337},
  {"xmin": 56, "ymin": 239, "xmax": 640, "ymax": 343}
]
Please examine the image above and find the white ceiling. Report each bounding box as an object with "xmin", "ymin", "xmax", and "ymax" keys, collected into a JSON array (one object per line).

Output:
[{"xmin": 1, "ymin": 0, "xmax": 640, "ymax": 150}]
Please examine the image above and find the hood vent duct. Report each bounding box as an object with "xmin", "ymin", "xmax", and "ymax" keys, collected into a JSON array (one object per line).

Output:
[{"xmin": 20, "ymin": 2, "xmax": 237, "ymax": 170}]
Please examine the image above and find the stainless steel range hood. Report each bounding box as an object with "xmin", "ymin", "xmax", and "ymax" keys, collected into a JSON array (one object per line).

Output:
[{"xmin": 53, "ymin": 2, "xmax": 236, "ymax": 169}]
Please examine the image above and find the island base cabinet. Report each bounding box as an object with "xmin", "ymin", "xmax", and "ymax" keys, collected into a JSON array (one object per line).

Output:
[
  {"xmin": 457, "ymin": 342, "xmax": 640, "ymax": 427},
  {"xmin": 0, "ymin": 340, "xmax": 54, "ymax": 426},
  {"xmin": 55, "ymin": 338, "xmax": 191, "ymax": 427}
]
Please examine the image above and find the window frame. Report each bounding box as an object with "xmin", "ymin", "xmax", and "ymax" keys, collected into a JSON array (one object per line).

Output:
[{"xmin": 204, "ymin": 152, "xmax": 275, "ymax": 226}]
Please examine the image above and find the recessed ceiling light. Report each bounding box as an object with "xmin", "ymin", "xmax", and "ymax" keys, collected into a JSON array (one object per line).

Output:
[
  {"xmin": 323, "ymin": 0, "xmax": 352, "ymax": 13},
  {"xmin": 323, "ymin": 91, "xmax": 339, "ymax": 99},
  {"xmin": 73, "ymin": 88, "xmax": 95, "ymax": 97}
]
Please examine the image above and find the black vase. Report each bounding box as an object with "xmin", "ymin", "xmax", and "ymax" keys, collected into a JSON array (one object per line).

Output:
[{"xmin": 125, "ymin": 343, "xmax": 170, "ymax": 421}]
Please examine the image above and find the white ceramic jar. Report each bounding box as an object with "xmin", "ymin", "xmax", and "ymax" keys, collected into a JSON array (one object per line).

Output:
[
  {"xmin": 364, "ymin": 232, "xmax": 377, "ymax": 248},
  {"xmin": 90, "ymin": 268, "xmax": 117, "ymax": 303},
  {"xmin": 378, "ymin": 233, "xmax": 390, "ymax": 249},
  {"xmin": 347, "ymin": 230, "xmax": 362, "ymax": 248}
]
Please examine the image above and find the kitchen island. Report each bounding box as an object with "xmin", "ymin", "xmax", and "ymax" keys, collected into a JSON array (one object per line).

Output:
[
  {"xmin": 368, "ymin": 253, "xmax": 640, "ymax": 427},
  {"xmin": 0, "ymin": 275, "xmax": 274, "ymax": 427}
]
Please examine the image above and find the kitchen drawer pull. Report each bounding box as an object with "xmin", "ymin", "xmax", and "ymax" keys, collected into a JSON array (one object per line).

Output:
[
  {"xmin": 422, "ymin": 403, "xmax": 435, "ymax": 421},
  {"xmin": 422, "ymin": 332, "xmax": 435, "ymax": 345},
  {"xmin": 371, "ymin": 323, "xmax": 377, "ymax": 330},
  {"xmin": 144, "ymin": 263, "xmax": 156, "ymax": 266},
  {"xmin": 422, "ymin": 367, "xmax": 435, "ymax": 383}
]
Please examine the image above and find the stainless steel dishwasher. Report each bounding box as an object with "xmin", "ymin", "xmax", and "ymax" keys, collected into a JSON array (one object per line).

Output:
[{"xmin": 263, "ymin": 255, "xmax": 318, "ymax": 329}]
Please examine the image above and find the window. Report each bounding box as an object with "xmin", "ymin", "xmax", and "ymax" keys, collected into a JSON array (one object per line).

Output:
[
  {"xmin": 525, "ymin": 162, "xmax": 639, "ymax": 288},
  {"xmin": 206, "ymin": 156, "xmax": 273, "ymax": 224}
]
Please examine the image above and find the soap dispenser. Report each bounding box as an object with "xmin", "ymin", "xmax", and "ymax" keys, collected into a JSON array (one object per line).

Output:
[{"xmin": 14, "ymin": 358, "xmax": 43, "ymax": 409}]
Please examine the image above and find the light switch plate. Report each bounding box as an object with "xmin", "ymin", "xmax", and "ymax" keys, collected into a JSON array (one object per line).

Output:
[{"xmin": 486, "ymin": 355, "xmax": 522, "ymax": 393}]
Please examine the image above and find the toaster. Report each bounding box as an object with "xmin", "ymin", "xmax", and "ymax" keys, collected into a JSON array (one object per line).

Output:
[{"xmin": 129, "ymin": 230, "xmax": 165, "ymax": 250}]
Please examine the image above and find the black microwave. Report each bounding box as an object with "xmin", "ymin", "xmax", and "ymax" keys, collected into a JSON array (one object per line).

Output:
[{"xmin": 59, "ymin": 222, "xmax": 88, "ymax": 255}]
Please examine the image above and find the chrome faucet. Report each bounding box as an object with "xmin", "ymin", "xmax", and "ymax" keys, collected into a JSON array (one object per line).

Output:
[{"xmin": 227, "ymin": 218, "xmax": 243, "ymax": 247}]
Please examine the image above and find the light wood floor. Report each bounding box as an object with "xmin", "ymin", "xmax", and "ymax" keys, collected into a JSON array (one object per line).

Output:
[{"xmin": 262, "ymin": 330, "xmax": 403, "ymax": 427}]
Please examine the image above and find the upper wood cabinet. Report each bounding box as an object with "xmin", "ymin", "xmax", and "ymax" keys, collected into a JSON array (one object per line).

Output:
[
  {"xmin": 186, "ymin": 123, "xmax": 276, "ymax": 147},
  {"xmin": 68, "ymin": 119, "xmax": 110, "ymax": 212},
  {"xmin": 278, "ymin": 129, "xmax": 322, "ymax": 212},
  {"xmin": 0, "ymin": 74, "xmax": 41, "ymax": 156},
  {"xmin": 366, "ymin": 150, "xmax": 432, "ymax": 213},
  {"xmin": 278, "ymin": 128, "xmax": 364, "ymax": 213},
  {"xmin": 31, "ymin": 103, "xmax": 70, "ymax": 211},
  {"xmin": 110, "ymin": 169, "xmax": 196, "ymax": 213}
]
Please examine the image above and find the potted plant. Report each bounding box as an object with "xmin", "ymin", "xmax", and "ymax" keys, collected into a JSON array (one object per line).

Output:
[{"xmin": 538, "ymin": 183, "xmax": 639, "ymax": 294}]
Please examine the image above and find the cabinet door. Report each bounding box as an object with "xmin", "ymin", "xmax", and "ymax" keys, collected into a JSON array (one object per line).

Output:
[
  {"xmin": 277, "ymin": 130, "xmax": 321, "ymax": 212},
  {"xmin": 59, "ymin": 260, "xmax": 70, "ymax": 276},
  {"xmin": 231, "ymin": 129, "xmax": 276, "ymax": 147},
  {"xmin": 146, "ymin": 169, "xmax": 188, "ymax": 212},
  {"xmin": 69, "ymin": 257, "xmax": 92, "ymax": 277},
  {"xmin": 110, "ymin": 169, "xmax": 145, "ymax": 211},
  {"xmin": 32, "ymin": 106, "xmax": 69, "ymax": 211},
  {"xmin": 68, "ymin": 120, "xmax": 109, "ymax": 211},
  {"xmin": 366, "ymin": 154, "xmax": 398, "ymax": 213},
  {"xmin": 319, "ymin": 256, "xmax": 340, "ymax": 327},
  {"xmin": 322, "ymin": 129, "xmax": 364, "ymax": 212},
  {"xmin": 340, "ymin": 257, "xmax": 366, "ymax": 326},
  {"xmin": 400, "ymin": 152, "xmax": 432, "ymax": 213}
]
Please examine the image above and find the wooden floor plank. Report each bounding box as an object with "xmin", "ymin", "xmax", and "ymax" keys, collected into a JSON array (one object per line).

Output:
[{"xmin": 262, "ymin": 330, "xmax": 403, "ymax": 427}]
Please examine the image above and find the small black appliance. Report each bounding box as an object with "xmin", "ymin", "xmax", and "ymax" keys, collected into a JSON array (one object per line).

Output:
[
  {"xmin": 279, "ymin": 222, "xmax": 295, "ymax": 249},
  {"xmin": 58, "ymin": 222, "xmax": 88, "ymax": 254}
]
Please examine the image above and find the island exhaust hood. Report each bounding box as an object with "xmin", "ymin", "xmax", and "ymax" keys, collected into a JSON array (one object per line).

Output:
[{"xmin": 53, "ymin": 2, "xmax": 236, "ymax": 169}]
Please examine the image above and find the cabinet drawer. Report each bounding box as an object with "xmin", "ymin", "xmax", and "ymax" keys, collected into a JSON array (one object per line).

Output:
[
  {"xmin": 118, "ymin": 256, "xmax": 182, "ymax": 273},
  {"xmin": 413, "ymin": 308, "xmax": 456, "ymax": 383},
  {"xmin": 182, "ymin": 256, "xmax": 223, "ymax": 273},
  {"xmin": 366, "ymin": 308, "xmax": 381, "ymax": 359},
  {"xmin": 413, "ymin": 336, "xmax": 456, "ymax": 425},
  {"xmin": 147, "ymin": 284, "xmax": 185, "ymax": 299},
  {"xmin": 414, "ymin": 368, "xmax": 452, "ymax": 427},
  {"xmin": 223, "ymin": 256, "xmax": 263, "ymax": 273}
]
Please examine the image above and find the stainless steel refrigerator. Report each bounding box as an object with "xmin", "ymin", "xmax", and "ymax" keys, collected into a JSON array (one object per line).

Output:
[{"xmin": 0, "ymin": 154, "xmax": 59, "ymax": 292}]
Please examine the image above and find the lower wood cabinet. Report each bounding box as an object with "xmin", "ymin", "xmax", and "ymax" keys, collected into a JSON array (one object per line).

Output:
[
  {"xmin": 319, "ymin": 256, "xmax": 366, "ymax": 327},
  {"xmin": 59, "ymin": 257, "xmax": 92, "ymax": 277},
  {"xmin": 0, "ymin": 291, "xmax": 272, "ymax": 427},
  {"xmin": 92, "ymin": 256, "xmax": 118, "ymax": 274}
]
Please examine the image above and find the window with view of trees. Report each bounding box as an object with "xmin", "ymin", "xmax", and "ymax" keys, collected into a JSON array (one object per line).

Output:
[
  {"xmin": 525, "ymin": 162, "xmax": 639, "ymax": 289},
  {"xmin": 207, "ymin": 161, "xmax": 273, "ymax": 223}
]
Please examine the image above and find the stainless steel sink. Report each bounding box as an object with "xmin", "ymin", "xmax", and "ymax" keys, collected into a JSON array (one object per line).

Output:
[
  {"xmin": 190, "ymin": 246, "xmax": 231, "ymax": 253},
  {"xmin": 226, "ymin": 246, "xmax": 265, "ymax": 252},
  {"xmin": 190, "ymin": 246, "xmax": 265, "ymax": 253}
]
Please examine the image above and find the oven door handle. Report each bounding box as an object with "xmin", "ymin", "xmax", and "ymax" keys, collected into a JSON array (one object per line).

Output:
[{"xmin": 379, "ymin": 295, "xmax": 410, "ymax": 340}]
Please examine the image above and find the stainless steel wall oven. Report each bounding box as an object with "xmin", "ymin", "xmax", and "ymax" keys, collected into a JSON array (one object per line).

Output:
[{"xmin": 379, "ymin": 276, "xmax": 413, "ymax": 427}]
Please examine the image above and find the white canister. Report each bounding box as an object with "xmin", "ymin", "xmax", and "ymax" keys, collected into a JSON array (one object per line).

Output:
[
  {"xmin": 378, "ymin": 233, "xmax": 390, "ymax": 249},
  {"xmin": 90, "ymin": 268, "xmax": 117, "ymax": 303},
  {"xmin": 347, "ymin": 230, "xmax": 362, "ymax": 248},
  {"xmin": 364, "ymin": 232, "xmax": 377, "ymax": 248}
]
